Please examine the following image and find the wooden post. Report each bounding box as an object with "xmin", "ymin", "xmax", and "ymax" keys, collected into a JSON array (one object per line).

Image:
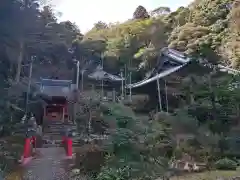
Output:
[
  {"xmin": 121, "ymin": 71, "xmax": 124, "ymax": 99},
  {"xmin": 157, "ymin": 78, "xmax": 162, "ymax": 112},
  {"xmin": 113, "ymin": 88, "xmax": 116, "ymax": 102},
  {"xmin": 129, "ymin": 71, "xmax": 132, "ymax": 101},
  {"xmin": 165, "ymin": 80, "xmax": 168, "ymax": 112},
  {"xmin": 43, "ymin": 105, "xmax": 46, "ymax": 118},
  {"xmin": 62, "ymin": 106, "xmax": 65, "ymax": 123},
  {"xmin": 124, "ymin": 64, "xmax": 127, "ymax": 98},
  {"xmin": 67, "ymin": 103, "xmax": 70, "ymax": 122},
  {"xmin": 66, "ymin": 137, "xmax": 72, "ymax": 157},
  {"xmin": 43, "ymin": 105, "xmax": 46, "ymax": 126},
  {"xmin": 23, "ymin": 138, "xmax": 31, "ymax": 158}
]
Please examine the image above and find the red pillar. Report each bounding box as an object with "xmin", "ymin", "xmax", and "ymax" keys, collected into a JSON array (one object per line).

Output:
[
  {"xmin": 66, "ymin": 137, "xmax": 72, "ymax": 157},
  {"xmin": 23, "ymin": 138, "xmax": 32, "ymax": 158}
]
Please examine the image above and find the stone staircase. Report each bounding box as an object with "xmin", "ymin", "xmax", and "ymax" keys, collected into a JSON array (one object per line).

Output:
[{"xmin": 42, "ymin": 120, "xmax": 76, "ymax": 147}]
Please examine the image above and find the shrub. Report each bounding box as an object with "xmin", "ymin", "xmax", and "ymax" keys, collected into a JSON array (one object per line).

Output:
[
  {"xmin": 215, "ymin": 158, "xmax": 238, "ymax": 170},
  {"xmin": 97, "ymin": 103, "xmax": 169, "ymax": 179},
  {"xmin": 96, "ymin": 166, "xmax": 130, "ymax": 180}
]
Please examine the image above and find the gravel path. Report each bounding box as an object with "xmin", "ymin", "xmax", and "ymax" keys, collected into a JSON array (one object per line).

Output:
[{"xmin": 22, "ymin": 147, "xmax": 73, "ymax": 180}]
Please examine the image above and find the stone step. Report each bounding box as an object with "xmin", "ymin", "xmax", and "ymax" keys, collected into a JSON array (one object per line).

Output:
[
  {"xmin": 43, "ymin": 134, "xmax": 62, "ymax": 138},
  {"xmin": 44, "ymin": 125, "xmax": 67, "ymax": 129},
  {"xmin": 42, "ymin": 137, "xmax": 63, "ymax": 142},
  {"xmin": 44, "ymin": 128, "xmax": 77, "ymax": 134},
  {"xmin": 45, "ymin": 126, "xmax": 65, "ymax": 129},
  {"xmin": 42, "ymin": 121, "xmax": 77, "ymax": 145},
  {"xmin": 44, "ymin": 131, "xmax": 61, "ymax": 134},
  {"xmin": 42, "ymin": 143, "xmax": 61, "ymax": 148},
  {"xmin": 43, "ymin": 132, "xmax": 62, "ymax": 136},
  {"xmin": 44, "ymin": 129, "xmax": 64, "ymax": 132},
  {"xmin": 43, "ymin": 132, "xmax": 63, "ymax": 135},
  {"xmin": 46, "ymin": 124, "xmax": 76, "ymax": 129},
  {"xmin": 47, "ymin": 122, "xmax": 74, "ymax": 125},
  {"xmin": 46, "ymin": 126, "xmax": 64, "ymax": 129},
  {"xmin": 43, "ymin": 135, "xmax": 62, "ymax": 141},
  {"xmin": 44, "ymin": 130, "xmax": 76, "ymax": 134}
]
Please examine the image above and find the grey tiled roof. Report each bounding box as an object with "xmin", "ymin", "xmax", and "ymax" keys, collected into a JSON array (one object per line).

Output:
[
  {"xmin": 126, "ymin": 48, "xmax": 191, "ymax": 88},
  {"xmin": 88, "ymin": 66, "xmax": 124, "ymax": 81}
]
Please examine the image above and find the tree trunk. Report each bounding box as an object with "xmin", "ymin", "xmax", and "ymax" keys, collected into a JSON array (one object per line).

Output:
[
  {"xmin": 189, "ymin": 82, "xmax": 195, "ymax": 104},
  {"xmin": 236, "ymin": 103, "xmax": 240, "ymax": 125},
  {"xmin": 208, "ymin": 75, "xmax": 217, "ymax": 120},
  {"xmin": 15, "ymin": 40, "xmax": 24, "ymax": 83}
]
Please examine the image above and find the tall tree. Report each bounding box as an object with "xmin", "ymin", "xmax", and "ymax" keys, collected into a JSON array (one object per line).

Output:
[
  {"xmin": 151, "ymin": 6, "xmax": 171, "ymax": 16},
  {"xmin": 133, "ymin": 5, "xmax": 150, "ymax": 19},
  {"xmin": 94, "ymin": 21, "xmax": 108, "ymax": 30}
]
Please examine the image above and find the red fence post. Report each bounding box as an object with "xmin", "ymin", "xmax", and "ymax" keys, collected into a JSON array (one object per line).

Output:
[
  {"xmin": 66, "ymin": 137, "xmax": 72, "ymax": 157},
  {"xmin": 23, "ymin": 138, "xmax": 31, "ymax": 158}
]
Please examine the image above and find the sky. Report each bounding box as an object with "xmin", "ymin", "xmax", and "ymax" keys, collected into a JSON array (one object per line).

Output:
[{"xmin": 55, "ymin": 0, "xmax": 193, "ymax": 33}]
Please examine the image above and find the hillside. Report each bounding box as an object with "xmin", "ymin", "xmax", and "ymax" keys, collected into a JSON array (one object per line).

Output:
[
  {"xmin": 0, "ymin": 0, "xmax": 240, "ymax": 179},
  {"xmin": 76, "ymin": 0, "xmax": 239, "ymax": 72}
]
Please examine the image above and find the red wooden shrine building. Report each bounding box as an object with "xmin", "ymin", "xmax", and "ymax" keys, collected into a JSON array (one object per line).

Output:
[{"xmin": 39, "ymin": 78, "xmax": 72, "ymax": 123}]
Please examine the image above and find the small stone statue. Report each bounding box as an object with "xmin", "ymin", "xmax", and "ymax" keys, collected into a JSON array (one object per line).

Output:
[
  {"xmin": 28, "ymin": 114, "xmax": 37, "ymax": 129},
  {"xmin": 21, "ymin": 114, "xmax": 27, "ymax": 124},
  {"xmin": 25, "ymin": 114, "xmax": 38, "ymax": 137}
]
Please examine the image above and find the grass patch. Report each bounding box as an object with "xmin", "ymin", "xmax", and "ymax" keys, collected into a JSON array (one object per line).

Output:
[
  {"xmin": 170, "ymin": 168, "xmax": 240, "ymax": 180},
  {"xmin": 0, "ymin": 134, "xmax": 25, "ymax": 175},
  {"xmin": 0, "ymin": 135, "xmax": 25, "ymax": 155}
]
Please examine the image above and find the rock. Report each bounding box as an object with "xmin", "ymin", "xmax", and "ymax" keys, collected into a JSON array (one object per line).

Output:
[
  {"xmin": 69, "ymin": 163, "xmax": 75, "ymax": 168},
  {"xmin": 232, "ymin": 177, "xmax": 240, "ymax": 180},
  {"xmin": 11, "ymin": 144, "xmax": 23, "ymax": 149},
  {"xmin": 72, "ymin": 168, "xmax": 80, "ymax": 174},
  {"xmin": 216, "ymin": 178, "xmax": 226, "ymax": 180},
  {"xmin": 0, "ymin": 140, "xmax": 7, "ymax": 144},
  {"xmin": 71, "ymin": 175, "xmax": 88, "ymax": 180},
  {"xmin": 5, "ymin": 155, "xmax": 15, "ymax": 160}
]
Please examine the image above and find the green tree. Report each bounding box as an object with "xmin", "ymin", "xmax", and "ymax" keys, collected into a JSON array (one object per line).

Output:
[
  {"xmin": 150, "ymin": 6, "xmax": 171, "ymax": 16},
  {"xmin": 133, "ymin": 5, "xmax": 150, "ymax": 19}
]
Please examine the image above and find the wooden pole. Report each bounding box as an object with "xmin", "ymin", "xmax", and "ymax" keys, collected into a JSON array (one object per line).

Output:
[
  {"xmin": 101, "ymin": 53, "xmax": 104, "ymax": 98},
  {"xmin": 113, "ymin": 88, "xmax": 116, "ymax": 102},
  {"xmin": 25, "ymin": 56, "xmax": 34, "ymax": 114},
  {"xmin": 76, "ymin": 61, "xmax": 80, "ymax": 89},
  {"xmin": 121, "ymin": 71, "xmax": 124, "ymax": 100},
  {"xmin": 62, "ymin": 106, "xmax": 65, "ymax": 123},
  {"xmin": 157, "ymin": 78, "xmax": 162, "ymax": 112},
  {"xmin": 129, "ymin": 71, "xmax": 132, "ymax": 101},
  {"xmin": 124, "ymin": 64, "xmax": 127, "ymax": 98},
  {"xmin": 165, "ymin": 80, "xmax": 168, "ymax": 112}
]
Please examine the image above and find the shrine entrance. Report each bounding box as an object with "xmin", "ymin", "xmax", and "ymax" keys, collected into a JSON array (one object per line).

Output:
[{"xmin": 43, "ymin": 96, "xmax": 69, "ymax": 123}]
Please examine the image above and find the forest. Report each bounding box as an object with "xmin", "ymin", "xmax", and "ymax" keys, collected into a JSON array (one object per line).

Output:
[{"xmin": 0, "ymin": 0, "xmax": 240, "ymax": 179}]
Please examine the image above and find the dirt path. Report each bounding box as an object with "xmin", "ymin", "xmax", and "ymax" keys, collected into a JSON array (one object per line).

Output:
[
  {"xmin": 5, "ymin": 147, "xmax": 74, "ymax": 180},
  {"xmin": 23, "ymin": 147, "xmax": 73, "ymax": 180}
]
